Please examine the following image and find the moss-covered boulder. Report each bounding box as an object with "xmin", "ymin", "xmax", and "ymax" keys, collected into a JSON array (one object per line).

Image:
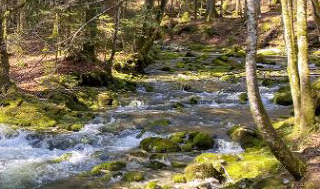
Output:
[
  {"xmin": 238, "ymin": 93, "xmax": 248, "ymax": 104},
  {"xmin": 173, "ymin": 174, "xmax": 186, "ymax": 183},
  {"xmin": 189, "ymin": 96, "xmax": 200, "ymax": 105},
  {"xmin": 184, "ymin": 163, "xmax": 224, "ymax": 182},
  {"xmin": 140, "ymin": 137, "xmax": 180, "ymax": 153},
  {"xmin": 123, "ymin": 171, "xmax": 144, "ymax": 182},
  {"xmin": 169, "ymin": 132, "xmax": 186, "ymax": 143},
  {"xmin": 90, "ymin": 161, "xmax": 126, "ymax": 175},
  {"xmin": 220, "ymin": 75, "xmax": 238, "ymax": 83},
  {"xmin": 273, "ymin": 87, "xmax": 292, "ymax": 106},
  {"xmin": 97, "ymin": 93, "xmax": 114, "ymax": 107},
  {"xmin": 193, "ymin": 132, "xmax": 214, "ymax": 150},
  {"xmin": 228, "ymin": 125, "xmax": 262, "ymax": 149},
  {"xmin": 47, "ymin": 91, "xmax": 87, "ymax": 111},
  {"xmin": 149, "ymin": 153, "xmax": 171, "ymax": 168},
  {"xmin": 145, "ymin": 181, "xmax": 162, "ymax": 189}
]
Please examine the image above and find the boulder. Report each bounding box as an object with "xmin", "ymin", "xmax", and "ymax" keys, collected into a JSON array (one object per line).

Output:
[
  {"xmin": 184, "ymin": 163, "xmax": 224, "ymax": 183},
  {"xmin": 140, "ymin": 137, "xmax": 180, "ymax": 153},
  {"xmin": 228, "ymin": 125, "xmax": 262, "ymax": 149},
  {"xmin": 193, "ymin": 132, "xmax": 214, "ymax": 150}
]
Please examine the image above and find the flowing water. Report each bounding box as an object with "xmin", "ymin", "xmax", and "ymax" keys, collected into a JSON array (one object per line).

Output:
[{"xmin": 0, "ymin": 55, "xmax": 292, "ymax": 189}]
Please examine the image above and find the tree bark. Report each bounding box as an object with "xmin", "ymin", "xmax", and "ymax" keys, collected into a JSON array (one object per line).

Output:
[
  {"xmin": 206, "ymin": 0, "xmax": 218, "ymax": 22},
  {"xmin": 311, "ymin": 0, "xmax": 320, "ymax": 46},
  {"xmin": 280, "ymin": 0, "xmax": 302, "ymax": 130},
  {"xmin": 246, "ymin": 0, "xmax": 306, "ymax": 180},
  {"xmin": 297, "ymin": 0, "xmax": 315, "ymax": 132},
  {"xmin": 82, "ymin": 2, "xmax": 98, "ymax": 62},
  {"xmin": 0, "ymin": 6, "xmax": 12, "ymax": 95},
  {"xmin": 106, "ymin": 1, "xmax": 121, "ymax": 77}
]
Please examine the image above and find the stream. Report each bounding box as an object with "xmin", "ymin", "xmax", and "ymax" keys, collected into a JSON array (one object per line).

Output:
[{"xmin": 0, "ymin": 52, "xmax": 293, "ymax": 189}]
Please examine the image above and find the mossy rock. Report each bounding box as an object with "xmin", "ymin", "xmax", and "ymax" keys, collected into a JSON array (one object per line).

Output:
[
  {"xmin": 228, "ymin": 125, "xmax": 262, "ymax": 149},
  {"xmin": 140, "ymin": 137, "xmax": 180, "ymax": 153},
  {"xmin": 194, "ymin": 153, "xmax": 240, "ymax": 171},
  {"xmin": 171, "ymin": 161, "xmax": 187, "ymax": 168},
  {"xmin": 97, "ymin": 93, "xmax": 114, "ymax": 107},
  {"xmin": 171, "ymin": 102, "xmax": 185, "ymax": 109},
  {"xmin": 71, "ymin": 124, "xmax": 83, "ymax": 131},
  {"xmin": 149, "ymin": 153, "xmax": 171, "ymax": 167},
  {"xmin": 273, "ymin": 87, "xmax": 292, "ymax": 106},
  {"xmin": 238, "ymin": 93, "xmax": 248, "ymax": 104},
  {"xmin": 189, "ymin": 96, "xmax": 200, "ymax": 105},
  {"xmin": 145, "ymin": 181, "xmax": 162, "ymax": 189},
  {"xmin": 90, "ymin": 161, "xmax": 126, "ymax": 175},
  {"xmin": 173, "ymin": 174, "xmax": 186, "ymax": 183},
  {"xmin": 169, "ymin": 132, "xmax": 187, "ymax": 143},
  {"xmin": 184, "ymin": 163, "xmax": 224, "ymax": 182},
  {"xmin": 181, "ymin": 142, "xmax": 194, "ymax": 152},
  {"xmin": 220, "ymin": 75, "xmax": 238, "ymax": 83},
  {"xmin": 47, "ymin": 91, "xmax": 87, "ymax": 111},
  {"xmin": 123, "ymin": 171, "xmax": 144, "ymax": 182},
  {"xmin": 49, "ymin": 153, "xmax": 73, "ymax": 164},
  {"xmin": 192, "ymin": 132, "xmax": 214, "ymax": 150}
]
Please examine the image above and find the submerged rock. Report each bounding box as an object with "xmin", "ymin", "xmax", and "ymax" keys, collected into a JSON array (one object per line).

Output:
[
  {"xmin": 90, "ymin": 161, "xmax": 126, "ymax": 175},
  {"xmin": 140, "ymin": 137, "xmax": 180, "ymax": 153},
  {"xmin": 238, "ymin": 92, "xmax": 248, "ymax": 104},
  {"xmin": 123, "ymin": 171, "xmax": 144, "ymax": 182},
  {"xmin": 273, "ymin": 87, "xmax": 293, "ymax": 106},
  {"xmin": 193, "ymin": 132, "xmax": 214, "ymax": 150}
]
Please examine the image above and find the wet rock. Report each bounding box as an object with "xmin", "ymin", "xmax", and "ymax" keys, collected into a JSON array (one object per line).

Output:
[
  {"xmin": 123, "ymin": 171, "xmax": 144, "ymax": 182},
  {"xmin": 47, "ymin": 137, "xmax": 78, "ymax": 150},
  {"xmin": 171, "ymin": 161, "xmax": 187, "ymax": 168},
  {"xmin": 90, "ymin": 161, "xmax": 126, "ymax": 175},
  {"xmin": 238, "ymin": 93, "xmax": 248, "ymax": 104},
  {"xmin": 189, "ymin": 96, "xmax": 200, "ymax": 105},
  {"xmin": 184, "ymin": 163, "xmax": 224, "ymax": 182},
  {"xmin": 227, "ymin": 125, "xmax": 262, "ymax": 149},
  {"xmin": 220, "ymin": 75, "xmax": 238, "ymax": 83},
  {"xmin": 140, "ymin": 137, "xmax": 180, "ymax": 153},
  {"xmin": 149, "ymin": 153, "xmax": 171, "ymax": 167},
  {"xmin": 193, "ymin": 132, "xmax": 214, "ymax": 150},
  {"xmin": 185, "ymin": 51, "xmax": 196, "ymax": 57}
]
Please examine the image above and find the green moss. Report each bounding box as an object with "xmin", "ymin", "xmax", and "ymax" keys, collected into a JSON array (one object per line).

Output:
[
  {"xmin": 173, "ymin": 174, "xmax": 186, "ymax": 183},
  {"xmin": 147, "ymin": 119, "xmax": 171, "ymax": 127},
  {"xmin": 273, "ymin": 87, "xmax": 292, "ymax": 106},
  {"xmin": 189, "ymin": 96, "xmax": 200, "ymax": 105},
  {"xmin": 123, "ymin": 171, "xmax": 144, "ymax": 182},
  {"xmin": 193, "ymin": 132, "xmax": 214, "ymax": 150},
  {"xmin": 238, "ymin": 93, "xmax": 248, "ymax": 104},
  {"xmin": 90, "ymin": 161, "xmax": 126, "ymax": 175},
  {"xmin": 225, "ymin": 149, "xmax": 279, "ymax": 182},
  {"xmin": 228, "ymin": 125, "xmax": 263, "ymax": 149},
  {"xmin": 220, "ymin": 75, "xmax": 238, "ymax": 83},
  {"xmin": 184, "ymin": 163, "xmax": 222, "ymax": 181},
  {"xmin": 71, "ymin": 124, "xmax": 83, "ymax": 131},
  {"xmin": 169, "ymin": 132, "xmax": 186, "ymax": 143},
  {"xmin": 171, "ymin": 102, "xmax": 185, "ymax": 111},
  {"xmin": 140, "ymin": 137, "xmax": 180, "ymax": 153},
  {"xmin": 171, "ymin": 161, "xmax": 187, "ymax": 168},
  {"xmin": 49, "ymin": 153, "xmax": 73, "ymax": 163},
  {"xmin": 159, "ymin": 52, "xmax": 182, "ymax": 60},
  {"xmin": 181, "ymin": 142, "xmax": 194, "ymax": 152},
  {"xmin": 176, "ymin": 62, "xmax": 185, "ymax": 68},
  {"xmin": 97, "ymin": 93, "xmax": 113, "ymax": 107},
  {"xmin": 145, "ymin": 181, "xmax": 162, "ymax": 189}
]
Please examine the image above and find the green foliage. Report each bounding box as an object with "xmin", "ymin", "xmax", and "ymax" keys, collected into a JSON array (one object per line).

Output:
[{"xmin": 180, "ymin": 12, "xmax": 191, "ymax": 23}]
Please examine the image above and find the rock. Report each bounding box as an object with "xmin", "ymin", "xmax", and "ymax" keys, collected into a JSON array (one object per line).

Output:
[
  {"xmin": 97, "ymin": 93, "xmax": 113, "ymax": 107},
  {"xmin": 123, "ymin": 171, "xmax": 144, "ymax": 182},
  {"xmin": 273, "ymin": 86, "xmax": 293, "ymax": 106},
  {"xmin": 181, "ymin": 142, "xmax": 194, "ymax": 152},
  {"xmin": 140, "ymin": 137, "xmax": 181, "ymax": 153},
  {"xmin": 149, "ymin": 153, "xmax": 171, "ymax": 167},
  {"xmin": 220, "ymin": 75, "xmax": 238, "ymax": 83},
  {"xmin": 90, "ymin": 161, "xmax": 126, "ymax": 175},
  {"xmin": 169, "ymin": 132, "xmax": 186, "ymax": 143},
  {"xmin": 184, "ymin": 163, "xmax": 224, "ymax": 182},
  {"xmin": 238, "ymin": 93, "xmax": 248, "ymax": 104},
  {"xmin": 227, "ymin": 125, "xmax": 262, "ymax": 149},
  {"xmin": 161, "ymin": 67, "xmax": 171, "ymax": 72},
  {"xmin": 145, "ymin": 181, "xmax": 162, "ymax": 189},
  {"xmin": 189, "ymin": 96, "xmax": 200, "ymax": 105},
  {"xmin": 171, "ymin": 161, "xmax": 187, "ymax": 168},
  {"xmin": 185, "ymin": 51, "xmax": 196, "ymax": 57},
  {"xmin": 173, "ymin": 174, "xmax": 186, "ymax": 183},
  {"xmin": 193, "ymin": 132, "xmax": 214, "ymax": 150}
]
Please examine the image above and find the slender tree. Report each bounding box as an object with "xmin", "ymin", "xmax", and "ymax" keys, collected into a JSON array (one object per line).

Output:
[
  {"xmin": 280, "ymin": 0, "xmax": 302, "ymax": 130},
  {"xmin": 297, "ymin": 0, "xmax": 315, "ymax": 131},
  {"xmin": 246, "ymin": 0, "xmax": 306, "ymax": 180},
  {"xmin": 311, "ymin": 0, "xmax": 320, "ymax": 43},
  {"xmin": 206, "ymin": 0, "xmax": 218, "ymax": 22}
]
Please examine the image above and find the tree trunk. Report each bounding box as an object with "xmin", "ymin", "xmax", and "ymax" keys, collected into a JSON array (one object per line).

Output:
[
  {"xmin": 235, "ymin": 0, "xmax": 242, "ymax": 16},
  {"xmin": 194, "ymin": 0, "xmax": 198, "ymax": 19},
  {"xmin": 82, "ymin": 3, "xmax": 98, "ymax": 62},
  {"xmin": 297, "ymin": 0, "xmax": 315, "ymax": 132},
  {"xmin": 0, "ymin": 10, "xmax": 12, "ymax": 95},
  {"xmin": 137, "ymin": 0, "xmax": 154, "ymax": 50},
  {"xmin": 311, "ymin": 0, "xmax": 320, "ymax": 44},
  {"xmin": 280, "ymin": 0, "xmax": 302, "ymax": 130},
  {"xmin": 246, "ymin": 0, "xmax": 306, "ymax": 180},
  {"xmin": 106, "ymin": 2, "xmax": 121, "ymax": 77},
  {"xmin": 206, "ymin": 0, "xmax": 218, "ymax": 22}
]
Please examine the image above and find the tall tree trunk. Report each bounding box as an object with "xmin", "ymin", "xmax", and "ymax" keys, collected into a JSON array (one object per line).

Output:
[
  {"xmin": 235, "ymin": 0, "xmax": 242, "ymax": 16},
  {"xmin": 206, "ymin": 0, "xmax": 218, "ymax": 22},
  {"xmin": 311, "ymin": 0, "xmax": 320, "ymax": 45},
  {"xmin": 82, "ymin": 3, "xmax": 98, "ymax": 62},
  {"xmin": 106, "ymin": 2, "xmax": 121, "ymax": 77},
  {"xmin": 297, "ymin": 0, "xmax": 315, "ymax": 132},
  {"xmin": 137, "ymin": 0, "xmax": 154, "ymax": 50},
  {"xmin": 246, "ymin": 0, "xmax": 306, "ymax": 180},
  {"xmin": 280, "ymin": 0, "xmax": 302, "ymax": 130},
  {"xmin": 0, "ymin": 8, "xmax": 12, "ymax": 95},
  {"xmin": 194, "ymin": 0, "xmax": 198, "ymax": 19}
]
